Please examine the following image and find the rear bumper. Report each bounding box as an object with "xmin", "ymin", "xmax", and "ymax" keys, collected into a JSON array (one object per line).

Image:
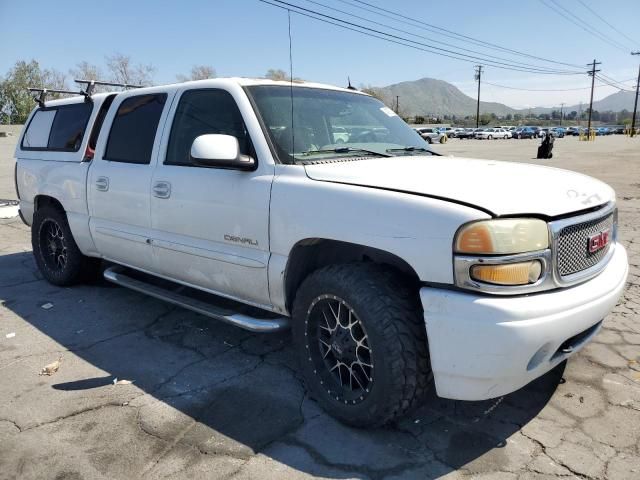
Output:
[{"xmin": 420, "ymin": 244, "xmax": 628, "ymax": 401}]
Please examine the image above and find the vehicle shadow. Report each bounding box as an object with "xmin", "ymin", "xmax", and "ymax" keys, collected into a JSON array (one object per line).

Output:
[{"xmin": 0, "ymin": 250, "xmax": 565, "ymax": 478}]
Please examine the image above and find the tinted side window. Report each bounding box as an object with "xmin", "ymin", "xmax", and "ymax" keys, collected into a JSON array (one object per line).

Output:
[
  {"xmin": 48, "ymin": 102, "xmax": 93, "ymax": 150},
  {"xmin": 22, "ymin": 109, "xmax": 56, "ymax": 148},
  {"xmin": 22, "ymin": 102, "xmax": 92, "ymax": 152},
  {"xmin": 105, "ymin": 94, "xmax": 167, "ymax": 164},
  {"xmin": 165, "ymin": 89, "xmax": 251, "ymax": 166}
]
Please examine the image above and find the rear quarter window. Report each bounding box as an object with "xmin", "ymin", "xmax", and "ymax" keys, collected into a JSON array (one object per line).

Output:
[{"xmin": 21, "ymin": 102, "xmax": 93, "ymax": 152}]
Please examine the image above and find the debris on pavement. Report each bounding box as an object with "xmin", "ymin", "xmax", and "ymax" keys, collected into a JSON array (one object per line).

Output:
[
  {"xmin": 113, "ymin": 378, "xmax": 134, "ymax": 385},
  {"xmin": 40, "ymin": 302, "xmax": 54, "ymax": 310},
  {"xmin": 39, "ymin": 357, "xmax": 62, "ymax": 376},
  {"xmin": 5, "ymin": 332, "xmax": 16, "ymax": 339}
]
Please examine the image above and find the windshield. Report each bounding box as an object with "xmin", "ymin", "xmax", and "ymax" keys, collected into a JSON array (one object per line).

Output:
[{"xmin": 246, "ymin": 85, "xmax": 432, "ymax": 163}]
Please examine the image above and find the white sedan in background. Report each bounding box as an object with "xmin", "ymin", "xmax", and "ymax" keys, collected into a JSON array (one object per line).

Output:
[{"xmin": 475, "ymin": 128, "xmax": 511, "ymax": 139}]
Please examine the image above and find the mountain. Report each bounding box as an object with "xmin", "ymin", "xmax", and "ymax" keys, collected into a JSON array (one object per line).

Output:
[
  {"xmin": 565, "ymin": 91, "xmax": 636, "ymax": 114},
  {"xmin": 377, "ymin": 77, "xmax": 517, "ymax": 116},
  {"xmin": 375, "ymin": 77, "xmax": 636, "ymax": 117}
]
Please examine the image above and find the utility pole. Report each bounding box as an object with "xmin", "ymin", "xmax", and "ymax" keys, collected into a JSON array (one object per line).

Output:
[
  {"xmin": 586, "ymin": 59, "xmax": 601, "ymax": 138},
  {"xmin": 631, "ymin": 52, "xmax": 640, "ymax": 137},
  {"xmin": 560, "ymin": 103, "xmax": 565, "ymax": 126},
  {"xmin": 474, "ymin": 65, "xmax": 482, "ymax": 128},
  {"xmin": 395, "ymin": 95, "xmax": 399, "ymax": 114}
]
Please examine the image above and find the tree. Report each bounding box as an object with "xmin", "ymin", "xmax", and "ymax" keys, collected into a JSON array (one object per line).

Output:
[
  {"xmin": 0, "ymin": 59, "xmax": 67, "ymax": 124},
  {"xmin": 69, "ymin": 61, "xmax": 109, "ymax": 92},
  {"xmin": 265, "ymin": 68, "xmax": 288, "ymax": 81},
  {"xmin": 105, "ymin": 53, "xmax": 155, "ymax": 86},
  {"xmin": 479, "ymin": 113, "xmax": 492, "ymax": 125},
  {"xmin": 176, "ymin": 65, "xmax": 216, "ymax": 82}
]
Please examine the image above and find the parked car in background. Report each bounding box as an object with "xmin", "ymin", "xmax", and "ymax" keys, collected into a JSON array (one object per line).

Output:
[
  {"xmin": 415, "ymin": 127, "xmax": 446, "ymax": 144},
  {"xmin": 449, "ymin": 128, "xmax": 466, "ymax": 138},
  {"xmin": 497, "ymin": 128, "xmax": 512, "ymax": 139},
  {"xmin": 474, "ymin": 128, "xmax": 494, "ymax": 139},
  {"xmin": 513, "ymin": 127, "xmax": 537, "ymax": 139},
  {"xmin": 456, "ymin": 128, "xmax": 476, "ymax": 139},
  {"xmin": 596, "ymin": 127, "xmax": 609, "ymax": 136},
  {"xmin": 566, "ymin": 127, "xmax": 580, "ymax": 136},
  {"xmin": 551, "ymin": 127, "xmax": 565, "ymax": 137},
  {"xmin": 541, "ymin": 128, "xmax": 565, "ymax": 138}
]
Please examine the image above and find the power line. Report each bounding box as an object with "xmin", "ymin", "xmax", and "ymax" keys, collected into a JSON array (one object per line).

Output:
[
  {"xmin": 576, "ymin": 0, "xmax": 638, "ymax": 49},
  {"xmin": 339, "ymin": 0, "xmax": 584, "ymax": 69},
  {"xmin": 484, "ymin": 77, "xmax": 634, "ymax": 92},
  {"xmin": 483, "ymin": 81, "xmax": 593, "ymax": 92},
  {"xmin": 260, "ymin": 0, "xmax": 583, "ymax": 74},
  {"xmin": 300, "ymin": 0, "xmax": 578, "ymax": 72},
  {"xmin": 539, "ymin": 0, "xmax": 629, "ymax": 53},
  {"xmin": 595, "ymin": 74, "xmax": 635, "ymax": 92}
]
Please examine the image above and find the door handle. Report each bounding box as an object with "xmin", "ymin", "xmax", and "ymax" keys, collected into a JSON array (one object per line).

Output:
[
  {"xmin": 152, "ymin": 181, "xmax": 171, "ymax": 199},
  {"xmin": 95, "ymin": 176, "xmax": 109, "ymax": 192}
]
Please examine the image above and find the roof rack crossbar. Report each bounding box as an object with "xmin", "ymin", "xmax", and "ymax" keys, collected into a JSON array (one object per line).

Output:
[
  {"xmin": 74, "ymin": 79, "xmax": 143, "ymax": 95},
  {"xmin": 28, "ymin": 87, "xmax": 87, "ymax": 108}
]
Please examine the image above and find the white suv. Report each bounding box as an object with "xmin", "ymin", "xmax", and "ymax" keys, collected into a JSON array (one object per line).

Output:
[{"xmin": 15, "ymin": 78, "xmax": 628, "ymax": 427}]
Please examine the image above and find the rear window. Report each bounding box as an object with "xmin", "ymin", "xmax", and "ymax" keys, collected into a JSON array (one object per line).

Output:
[
  {"xmin": 104, "ymin": 94, "xmax": 167, "ymax": 164},
  {"xmin": 21, "ymin": 102, "xmax": 92, "ymax": 152}
]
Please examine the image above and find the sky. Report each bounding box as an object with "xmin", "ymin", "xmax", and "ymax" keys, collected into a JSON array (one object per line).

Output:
[{"xmin": 0, "ymin": 0, "xmax": 638, "ymax": 109}]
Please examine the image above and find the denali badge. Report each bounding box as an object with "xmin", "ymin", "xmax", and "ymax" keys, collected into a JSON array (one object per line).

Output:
[
  {"xmin": 224, "ymin": 234, "xmax": 258, "ymax": 246},
  {"xmin": 588, "ymin": 229, "xmax": 610, "ymax": 254}
]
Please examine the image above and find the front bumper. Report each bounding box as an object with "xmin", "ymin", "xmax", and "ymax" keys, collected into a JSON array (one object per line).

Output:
[{"xmin": 421, "ymin": 244, "xmax": 628, "ymax": 401}]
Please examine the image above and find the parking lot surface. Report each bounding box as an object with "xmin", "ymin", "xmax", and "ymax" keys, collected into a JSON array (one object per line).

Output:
[{"xmin": 1, "ymin": 133, "xmax": 639, "ymax": 479}]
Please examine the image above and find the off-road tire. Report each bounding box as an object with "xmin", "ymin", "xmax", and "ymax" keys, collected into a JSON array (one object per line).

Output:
[
  {"xmin": 32, "ymin": 205, "xmax": 101, "ymax": 286},
  {"xmin": 292, "ymin": 263, "xmax": 432, "ymax": 427}
]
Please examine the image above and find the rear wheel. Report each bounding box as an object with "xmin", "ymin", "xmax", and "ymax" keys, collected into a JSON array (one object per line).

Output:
[
  {"xmin": 32, "ymin": 205, "xmax": 101, "ymax": 286},
  {"xmin": 488, "ymin": 135, "xmax": 493, "ymax": 140},
  {"xmin": 292, "ymin": 264, "xmax": 432, "ymax": 427}
]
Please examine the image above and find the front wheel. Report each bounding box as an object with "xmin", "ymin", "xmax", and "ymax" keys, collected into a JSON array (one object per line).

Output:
[
  {"xmin": 488, "ymin": 135, "xmax": 493, "ymax": 140},
  {"xmin": 425, "ymin": 137, "xmax": 432, "ymax": 144},
  {"xmin": 292, "ymin": 264, "xmax": 432, "ymax": 427},
  {"xmin": 32, "ymin": 205, "xmax": 100, "ymax": 286}
]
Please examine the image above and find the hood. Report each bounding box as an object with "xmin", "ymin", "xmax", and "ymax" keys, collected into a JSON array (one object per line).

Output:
[{"xmin": 304, "ymin": 156, "xmax": 615, "ymax": 217}]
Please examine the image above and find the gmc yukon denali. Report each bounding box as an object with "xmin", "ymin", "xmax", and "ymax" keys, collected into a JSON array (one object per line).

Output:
[{"xmin": 15, "ymin": 78, "xmax": 628, "ymax": 427}]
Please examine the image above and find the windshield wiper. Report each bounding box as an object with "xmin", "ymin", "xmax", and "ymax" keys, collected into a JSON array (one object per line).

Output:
[
  {"xmin": 298, "ymin": 147, "xmax": 392, "ymax": 158},
  {"xmin": 385, "ymin": 146, "xmax": 440, "ymax": 156}
]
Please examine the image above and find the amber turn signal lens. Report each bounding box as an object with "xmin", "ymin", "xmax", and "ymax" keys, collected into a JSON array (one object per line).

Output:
[{"xmin": 470, "ymin": 261, "xmax": 542, "ymax": 286}]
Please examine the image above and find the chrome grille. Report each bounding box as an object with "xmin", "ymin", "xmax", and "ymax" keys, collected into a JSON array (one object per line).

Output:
[{"xmin": 557, "ymin": 212, "xmax": 614, "ymax": 276}]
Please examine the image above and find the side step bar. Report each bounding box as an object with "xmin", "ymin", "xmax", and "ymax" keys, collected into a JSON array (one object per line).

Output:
[{"xmin": 103, "ymin": 266, "xmax": 290, "ymax": 333}]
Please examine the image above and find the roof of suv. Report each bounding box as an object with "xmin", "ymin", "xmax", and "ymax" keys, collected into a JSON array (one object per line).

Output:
[{"xmin": 37, "ymin": 77, "xmax": 367, "ymax": 108}]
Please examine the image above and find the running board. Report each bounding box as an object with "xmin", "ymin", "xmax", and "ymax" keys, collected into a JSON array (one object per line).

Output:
[{"xmin": 103, "ymin": 266, "xmax": 290, "ymax": 333}]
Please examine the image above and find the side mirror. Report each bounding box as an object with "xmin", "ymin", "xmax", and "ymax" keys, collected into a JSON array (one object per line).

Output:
[{"xmin": 190, "ymin": 134, "xmax": 255, "ymax": 170}]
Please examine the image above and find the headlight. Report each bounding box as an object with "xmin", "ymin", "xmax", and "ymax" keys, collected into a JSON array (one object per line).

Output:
[{"xmin": 454, "ymin": 218, "xmax": 549, "ymax": 255}]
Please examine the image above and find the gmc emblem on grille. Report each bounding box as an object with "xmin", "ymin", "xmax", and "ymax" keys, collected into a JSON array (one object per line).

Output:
[{"xmin": 588, "ymin": 229, "xmax": 610, "ymax": 254}]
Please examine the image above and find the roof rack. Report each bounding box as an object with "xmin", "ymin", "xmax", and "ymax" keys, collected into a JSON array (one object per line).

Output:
[
  {"xmin": 74, "ymin": 79, "xmax": 143, "ymax": 96},
  {"xmin": 28, "ymin": 87, "xmax": 87, "ymax": 108}
]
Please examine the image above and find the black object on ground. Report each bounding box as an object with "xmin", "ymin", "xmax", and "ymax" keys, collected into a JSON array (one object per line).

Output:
[{"xmin": 537, "ymin": 134, "xmax": 554, "ymax": 159}]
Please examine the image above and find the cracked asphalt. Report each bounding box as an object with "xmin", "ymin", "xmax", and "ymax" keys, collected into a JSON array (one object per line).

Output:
[{"xmin": 1, "ymin": 131, "xmax": 639, "ymax": 479}]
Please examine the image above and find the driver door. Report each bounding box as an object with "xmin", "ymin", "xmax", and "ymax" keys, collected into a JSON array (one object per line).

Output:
[{"xmin": 150, "ymin": 87, "xmax": 273, "ymax": 307}]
